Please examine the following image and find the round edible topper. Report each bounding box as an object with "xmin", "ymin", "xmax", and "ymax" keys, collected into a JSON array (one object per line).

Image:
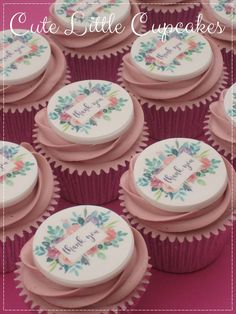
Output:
[
  {"xmin": 224, "ymin": 83, "xmax": 236, "ymax": 127},
  {"xmin": 33, "ymin": 205, "xmax": 134, "ymax": 288},
  {"xmin": 0, "ymin": 141, "xmax": 38, "ymax": 208},
  {"xmin": 133, "ymin": 138, "xmax": 228, "ymax": 213},
  {"xmin": 0, "ymin": 29, "xmax": 51, "ymax": 85},
  {"xmin": 131, "ymin": 29, "xmax": 213, "ymax": 82},
  {"xmin": 209, "ymin": 0, "xmax": 236, "ymax": 28},
  {"xmin": 53, "ymin": 0, "xmax": 130, "ymax": 31},
  {"xmin": 47, "ymin": 80, "xmax": 134, "ymax": 144}
]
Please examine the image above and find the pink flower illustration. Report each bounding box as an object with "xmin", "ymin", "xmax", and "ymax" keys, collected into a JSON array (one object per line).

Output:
[
  {"xmin": 150, "ymin": 177, "xmax": 163, "ymax": 189},
  {"xmin": 70, "ymin": 117, "xmax": 81, "ymax": 126},
  {"xmin": 145, "ymin": 55, "xmax": 156, "ymax": 64},
  {"xmin": 60, "ymin": 112, "xmax": 71, "ymax": 122},
  {"xmin": 105, "ymin": 229, "xmax": 116, "ymax": 242},
  {"xmin": 163, "ymin": 156, "xmax": 175, "ymax": 166},
  {"xmin": 188, "ymin": 173, "xmax": 197, "ymax": 183},
  {"xmin": 13, "ymin": 160, "xmax": 24, "ymax": 172},
  {"xmin": 200, "ymin": 158, "xmax": 211, "ymax": 170},
  {"xmin": 47, "ymin": 247, "xmax": 60, "ymax": 259},
  {"xmin": 94, "ymin": 111, "xmax": 103, "ymax": 118},
  {"xmin": 109, "ymin": 96, "xmax": 118, "ymax": 107}
]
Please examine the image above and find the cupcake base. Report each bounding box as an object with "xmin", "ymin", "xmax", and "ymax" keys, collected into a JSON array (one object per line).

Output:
[
  {"xmin": 66, "ymin": 53, "xmax": 124, "ymax": 84},
  {"xmin": 203, "ymin": 113, "xmax": 236, "ymax": 169},
  {"xmin": 53, "ymin": 162, "xmax": 130, "ymax": 205},
  {"xmin": 141, "ymin": 226, "xmax": 230, "ymax": 273},
  {"xmin": 143, "ymin": 102, "xmax": 207, "ymax": 140},
  {"xmin": 0, "ymin": 232, "xmax": 33, "ymax": 273}
]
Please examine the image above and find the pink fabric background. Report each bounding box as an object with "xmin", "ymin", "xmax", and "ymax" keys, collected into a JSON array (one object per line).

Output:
[{"xmin": 0, "ymin": 1, "xmax": 236, "ymax": 313}]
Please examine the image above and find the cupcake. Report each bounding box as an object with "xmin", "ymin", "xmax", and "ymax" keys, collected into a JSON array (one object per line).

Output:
[
  {"xmin": 0, "ymin": 141, "xmax": 60, "ymax": 273},
  {"xmin": 47, "ymin": 0, "xmax": 144, "ymax": 83},
  {"xmin": 15, "ymin": 205, "xmax": 151, "ymax": 313},
  {"xmin": 140, "ymin": 0, "xmax": 202, "ymax": 29},
  {"xmin": 0, "ymin": 29, "xmax": 70, "ymax": 144},
  {"xmin": 118, "ymin": 28, "xmax": 229, "ymax": 140},
  {"xmin": 33, "ymin": 80, "xmax": 149, "ymax": 204},
  {"xmin": 120, "ymin": 138, "xmax": 236, "ymax": 273},
  {"xmin": 201, "ymin": 0, "xmax": 236, "ymax": 82},
  {"xmin": 204, "ymin": 83, "xmax": 236, "ymax": 167}
]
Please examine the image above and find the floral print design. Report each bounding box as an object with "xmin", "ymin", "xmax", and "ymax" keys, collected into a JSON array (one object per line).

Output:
[
  {"xmin": 49, "ymin": 81, "xmax": 128, "ymax": 134},
  {"xmin": 34, "ymin": 207, "xmax": 128, "ymax": 276},
  {"xmin": 137, "ymin": 140, "xmax": 221, "ymax": 201},
  {"xmin": 214, "ymin": 0, "xmax": 236, "ymax": 21},
  {"xmin": 1, "ymin": 33, "xmax": 48, "ymax": 77},
  {"xmin": 55, "ymin": 0, "xmax": 122, "ymax": 25},
  {"xmin": 134, "ymin": 31, "xmax": 206, "ymax": 73},
  {"xmin": 228, "ymin": 92, "xmax": 236, "ymax": 118},
  {"xmin": 0, "ymin": 145, "xmax": 35, "ymax": 186}
]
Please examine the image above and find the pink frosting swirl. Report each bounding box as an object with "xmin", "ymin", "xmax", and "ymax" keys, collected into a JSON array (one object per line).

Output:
[
  {"xmin": 35, "ymin": 97, "xmax": 145, "ymax": 164},
  {"xmin": 201, "ymin": 1, "xmax": 236, "ymax": 48},
  {"xmin": 0, "ymin": 143, "xmax": 55, "ymax": 239},
  {"xmin": 0, "ymin": 38, "xmax": 67, "ymax": 107},
  {"xmin": 120, "ymin": 156, "xmax": 235, "ymax": 233},
  {"xmin": 19, "ymin": 227, "xmax": 148, "ymax": 312},
  {"xmin": 208, "ymin": 90, "xmax": 236, "ymax": 156},
  {"xmin": 121, "ymin": 36, "xmax": 224, "ymax": 106},
  {"xmin": 48, "ymin": 0, "xmax": 142, "ymax": 54}
]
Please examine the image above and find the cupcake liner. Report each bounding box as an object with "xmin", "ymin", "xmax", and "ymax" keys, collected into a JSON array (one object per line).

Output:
[
  {"xmin": 1, "ymin": 69, "xmax": 71, "ymax": 144},
  {"xmin": 119, "ymin": 190, "xmax": 235, "ymax": 273},
  {"xmin": 221, "ymin": 49, "xmax": 236, "ymax": 84},
  {"xmin": 0, "ymin": 176, "xmax": 60, "ymax": 274},
  {"xmin": 140, "ymin": 2, "xmax": 202, "ymax": 29},
  {"xmin": 33, "ymin": 125, "xmax": 149, "ymax": 204},
  {"xmin": 203, "ymin": 113, "xmax": 236, "ymax": 168},
  {"xmin": 60, "ymin": 24, "xmax": 146, "ymax": 83},
  {"xmin": 14, "ymin": 263, "xmax": 151, "ymax": 314},
  {"xmin": 118, "ymin": 64, "xmax": 229, "ymax": 140},
  {"xmin": 66, "ymin": 53, "xmax": 124, "ymax": 83}
]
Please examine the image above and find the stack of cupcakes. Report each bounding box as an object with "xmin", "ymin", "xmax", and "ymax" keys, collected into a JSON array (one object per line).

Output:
[{"xmin": 1, "ymin": 29, "xmax": 70, "ymax": 144}]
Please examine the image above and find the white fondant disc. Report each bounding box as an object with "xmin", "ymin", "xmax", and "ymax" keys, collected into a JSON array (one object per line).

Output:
[
  {"xmin": 133, "ymin": 138, "xmax": 228, "ymax": 213},
  {"xmin": 131, "ymin": 29, "xmax": 213, "ymax": 82},
  {"xmin": 224, "ymin": 83, "xmax": 236, "ymax": 127},
  {"xmin": 47, "ymin": 80, "xmax": 134, "ymax": 144},
  {"xmin": 53, "ymin": 0, "xmax": 130, "ymax": 31},
  {"xmin": 209, "ymin": 0, "xmax": 236, "ymax": 28},
  {"xmin": 0, "ymin": 141, "xmax": 38, "ymax": 208},
  {"xmin": 33, "ymin": 205, "xmax": 134, "ymax": 288},
  {"xmin": 0, "ymin": 29, "xmax": 51, "ymax": 85}
]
